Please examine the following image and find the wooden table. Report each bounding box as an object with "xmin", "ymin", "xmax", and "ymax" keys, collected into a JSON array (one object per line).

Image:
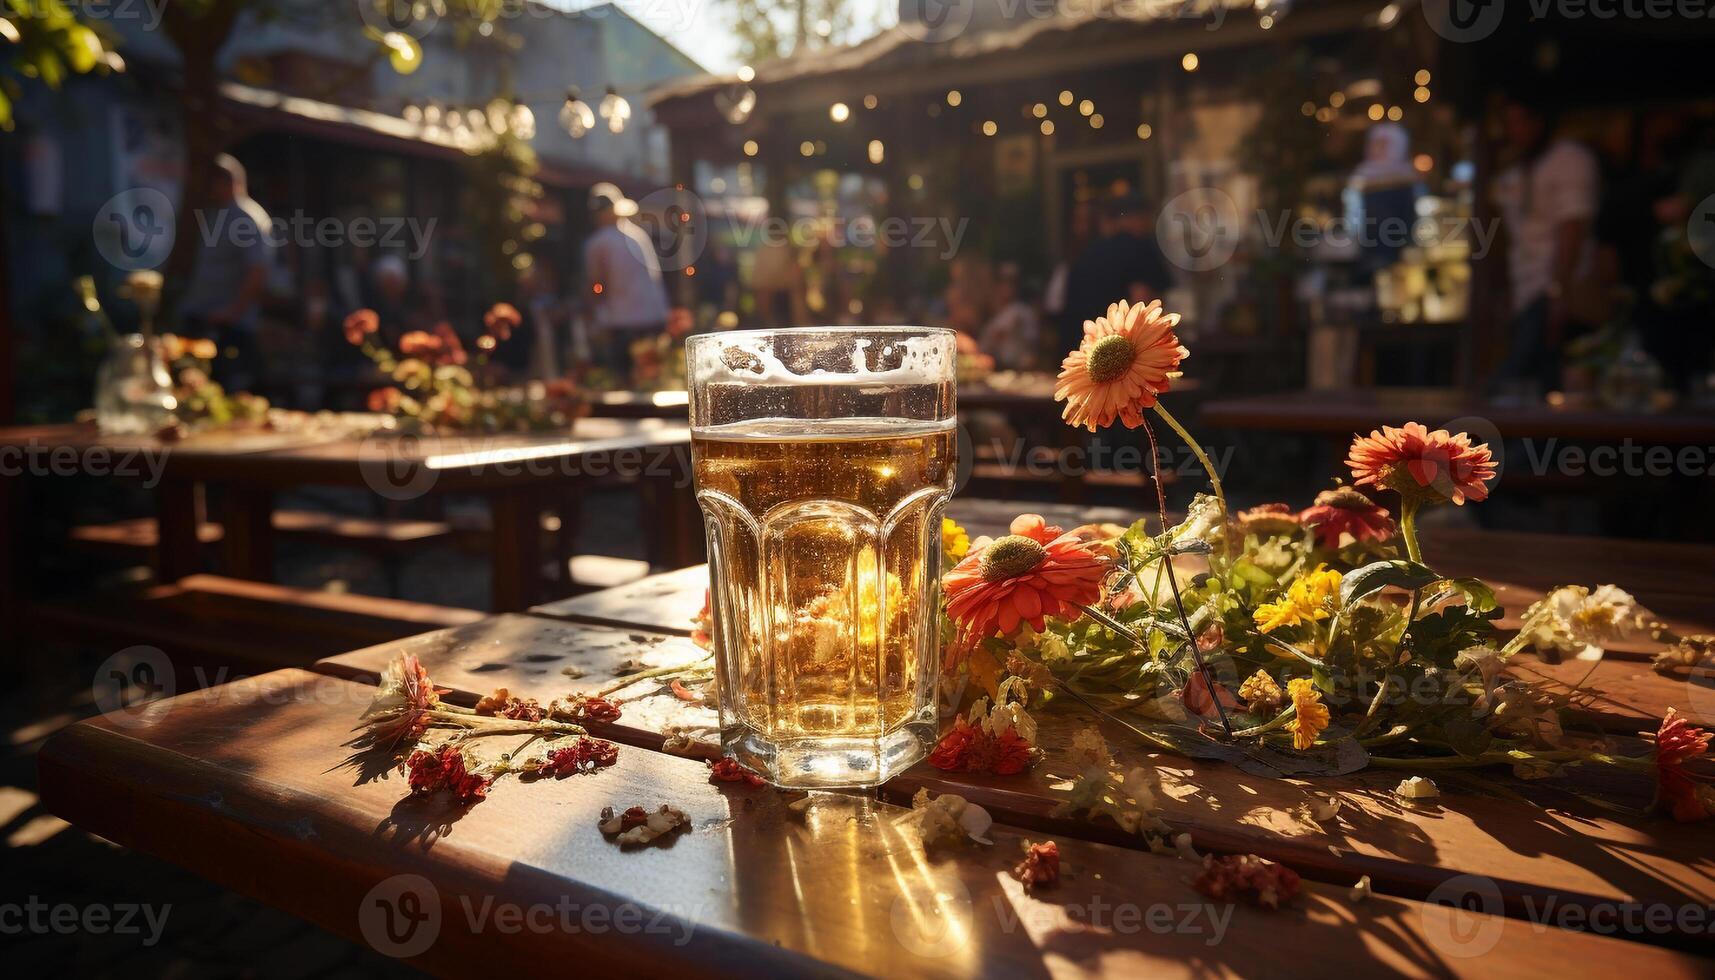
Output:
[
  {"xmin": 0, "ymin": 418, "xmax": 697, "ymax": 612},
  {"xmin": 34, "ymin": 504, "xmax": 1715, "ymax": 974},
  {"xmin": 1199, "ymin": 388, "xmax": 1715, "ymax": 444}
]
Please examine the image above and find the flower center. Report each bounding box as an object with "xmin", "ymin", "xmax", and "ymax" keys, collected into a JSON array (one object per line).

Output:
[
  {"xmin": 1085, "ymin": 335, "xmax": 1136, "ymax": 384},
  {"xmin": 980, "ymin": 535, "xmax": 1046, "ymax": 582}
]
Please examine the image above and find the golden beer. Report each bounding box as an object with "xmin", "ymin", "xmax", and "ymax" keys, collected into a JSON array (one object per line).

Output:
[{"xmin": 687, "ymin": 329, "xmax": 957, "ymax": 787}]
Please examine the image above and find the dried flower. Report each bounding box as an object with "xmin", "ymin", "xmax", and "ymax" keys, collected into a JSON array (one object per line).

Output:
[
  {"xmin": 1653, "ymin": 709, "xmax": 1712, "ymax": 822},
  {"xmin": 1238, "ymin": 670, "xmax": 1285, "ymax": 712},
  {"xmin": 1393, "ymin": 776, "xmax": 1440, "ymax": 800},
  {"xmin": 1285, "ymin": 678, "xmax": 1330, "ymax": 751},
  {"xmin": 1236, "ymin": 503, "xmax": 1302, "ymax": 538},
  {"xmin": 1347, "ymin": 422, "xmax": 1496, "ymax": 506},
  {"xmin": 943, "ymin": 514, "xmax": 1107, "ymax": 647},
  {"xmin": 910, "ymin": 789, "xmax": 993, "ymax": 847},
  {"xmin": 599, "ymin": 804, "xmax": 689, "ymax": 846},
  {"xmin": 928, "ymin": 716, "xmax": 1034, "ymax": 775},
  {"xmin": 1054, "ymin": 299, "xmax": 1188, "ymax": 431},
  {"xmin": 1654, "ymin": 635, "xmax": 1715, "ymax": 674},
  {"xmin": 1299, "ymin": 487, "xmax": 1396, "ymax": 548},
  {"xmin": 552, "ymin": 693, "xmax": 624, "ymax": 724},
  {"xmin": 1013, "ymin": 840, "xmax": 1061, "ymax": 890},
  {"xmin": 405, "ymin": 744, "xmax": 491, "ymax": 804},
  {"xmin": 708, "ymin": 757, "xmax": 767, "ymax": 787},
  {"xmin": 1253, "ymin": 565, "xmax": 1343, "ymax": 634},
  {"xmin": 539, "ymin": 737, "xmax": 619, "ymax": 776},
  {"xmin": 474, "ymin": 687, "xmax": 545, "ymax": 722},
  {"xmin": 356, "ymin": 652, "xmax": 446, "ymax": 751},
  {"xmin": 1192, "ymin": 854, "xmax": 1300, "ymax": 909}
]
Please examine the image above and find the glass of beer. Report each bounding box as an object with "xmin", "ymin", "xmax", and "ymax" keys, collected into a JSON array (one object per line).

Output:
[{"xmin": 687, "ymin": 327, "xmax": 957, "ymax": 788}]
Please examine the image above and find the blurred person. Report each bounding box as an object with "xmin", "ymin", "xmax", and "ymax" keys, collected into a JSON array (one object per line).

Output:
[
  {"xmin": 1347, "ymin": 123, "xmax": 1421, "ymax": 274},
  {"xmin": 977, "ymin": 263, "xmax": 1041, "ymax": 370},
  {"xmin": 1491, "ymin": 90, "xmax": 1600, "ymax": 394},
  {"xmin": 1059, "ymin": 194, "xmax": 1171, "ymax": 355},
  {"xmin": 751, "ymin": 233, "xmax": 804, "ymax": 326},
  {"xmin": 366, "ymin": 253, "xmax": 430, "ymax": 347},
  {"xmin": 178, "ymin": 153, "xmax": 275, "ymax": 390},
  {"xmin": 518, "ymin": 263, "xmax": 566, "ymax": 381},
  {"xmin": 583, "ymin": 182, "xmax": 668, "ymax": 379}
]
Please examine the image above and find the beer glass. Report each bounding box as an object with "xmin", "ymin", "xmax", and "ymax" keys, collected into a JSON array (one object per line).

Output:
[{"xmin": 687, "ymin": 327, "xmax": 957, "ymax": 788}]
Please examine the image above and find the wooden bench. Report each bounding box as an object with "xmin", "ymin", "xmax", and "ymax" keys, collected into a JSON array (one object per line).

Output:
[{"xmin": 25, "ymin": 573, "xmax": 482, "ymax": 677}]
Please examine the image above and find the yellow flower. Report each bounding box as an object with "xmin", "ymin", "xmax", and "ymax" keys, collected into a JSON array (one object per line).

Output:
[
  {"xmin": 1286, "ymin": 678, "xmax": 1330, "ymax": 750},
  {"xmin": 1252, "ymin": 564, "xmax": 1343, "ymax": 634},
  {"xmin": 941, "ymin": 517, "xmax": 971, "ymax": 563},
  {"xmin": 1238, "ymin": 670, "xmax": 1284, "ymax": 711}
]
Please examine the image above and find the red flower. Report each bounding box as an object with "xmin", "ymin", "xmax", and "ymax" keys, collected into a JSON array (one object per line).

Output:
[
  {"xmin": 1299, "ymin": 487, "xmax": 1396, "ymax": 548},
  {"xmin": 708, "ymin": 757, "xmax": 767, "ymax": 787},
  {"xmin": 1180, "ymin": 669, "xmax": 1239, "ymax": 721},
  {"xmin": 556, "ymin": 694, "xmax": 623, "ymax": 724},
  {"xmin": 474, "ymin": 688, "xmax": 545, "ymax": 722},
  {"xmin": 943, "ymin": 514, "xmax": 1107, "ymax": 647},
  {"xmin": 343, "ymin": 308, "xmax": 379, "ymax": 345},
  {"xmin": 1347, "ymin": 422, "xmax": 1497, "ymax": 506},
  {"xmin": 542, "ymin": 737, "xmax": 619, "ymax": 776},
  {"xmin": 366, "ymin": 387, "xmax": 403, "ymax": 415},
  {"xmin": 1013, "ymin": 841, "xmax": 1060, "ymax": 890},
  {"xmin": 483, "ymin": 302, "xmax": 522, "ymax": 340},
  {"xmin": 1192, "ymin": 854, "xmax": 1301, "ymax": 909},
  {"xmin": 405, "ymin": 744, "xmax": 491, "ymax": 803},
  {"xmin": 928, "ymin": 717, "xmax": 1034, "ymax": 775},
  {"xmin": 398, "ymin": 330, "xmax": 442, "ymax": 359},
  {"xmin": 1653, "ymin": 708, "xmax": 1712, "ymax": 822}
]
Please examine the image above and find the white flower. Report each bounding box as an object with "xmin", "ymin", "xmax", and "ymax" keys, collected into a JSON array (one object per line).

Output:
[
  {"xmin": 1393, "ymin": 776, "xmax": 1439, "ymax": 800},
  {"xmin": 1521, "ymin": 584, "xmax": 1651, "ymax": 661},
  {"xmin": 910, "ymin": 789, "xmax": 993, "ymax": 847}
]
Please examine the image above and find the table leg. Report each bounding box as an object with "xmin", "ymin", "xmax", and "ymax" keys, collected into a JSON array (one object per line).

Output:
[
  {"xmin": 639, "ymin": 452, "xmax": 702, "ymax": 569},
  {"xmin": 220, "ymin": 486, "xmax": 276, "ymax": 582},
  {"xmin": 153, "ymin": 478, "xmax": 204, "ymax": 582},
  {"xmin": 489, "ymin": 486, "xmax": 542, "ymax": 612}
]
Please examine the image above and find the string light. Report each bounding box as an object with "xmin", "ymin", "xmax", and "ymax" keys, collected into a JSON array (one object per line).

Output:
[
  {"xmin": 868, "ymin": 139, "xmax": 885, "ymax": 164},
  {"xmin": 1414, "ymin": 154, "xmax": 1434, "ymax": 173},
  {"xmin": 830, "ymin": 102, "xmax": 850, "ymax": 122},
  {"xmin": 737, "ymin": 65, "xmax": 755, "ymax": 83},
  {"xmin": 1387, "ymin": 105, "xmax": 1403, "ymax": 121},
  {"xmin": 743, "ymin": 139, "xmax": 759, "ymax": 157},
  {"xmin": 598, "ymin": 86, "xmax": 630, "ymax": 134},
  {"xmin": 981, "ymin": 120, "xmax": 998, "ymax": 136},
  {"xmin": 1032, "ymin": 103, "xmax": 1048, "ymax": 118},
  {"xmin": 1368, "ymin": 104, "xmax": 1385, "ymax": 121},
  {"xmin": 1329, "ymin": 92, "xmax": 1346, "ymax": 108},
  {"xmin": 1078, "ymin": 99, "xmax": 1094, "ymax": 116},
  {"xmin": 559, "ymin": 87, "xmax": 594, "ymax": 137},
  {"xmin": 863, "ymin": 94, "xmax": 878, "ymax": 109},
  {"xmin": 1415, "ymin": 69, "xmax": 1431, "ymax": 85},
  {"xmin": 907, "ymin": 174, "xmax": 924, "ymax": 190},
  {"xmin": 1089, "ymin": 113, "xmax": 1104, "ymax": 129},
  {"xmin": 1058, "ymin": 90, "xmax": 1074, "ymax": 106},
  {"xmin": 1040, "ymin": 119, "xmax": 1055, "ymax": 135},
  {"xmin": 1414, "ymin": 86, "xmax": 1431, "ymax": 103},
  {"xmin": 1182, "ymin": 52, "xmax": 1199, "ymax": 72},
  {"xmin": 800, "ymin": 140, "xmax": 815, "ymax": 157},
  {"xmin": 1300, "ymin": 101, "xmax": 1316, "ymax": 117},
  {"xmin": 946, "ymin": 90, "xmax": 962, "ymax": 107},
  {"xmin": 1136, "ymin": 123, "xmax": 1153, "ymax": 140}
]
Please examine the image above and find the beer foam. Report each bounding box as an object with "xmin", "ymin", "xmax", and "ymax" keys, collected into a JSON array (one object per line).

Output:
[{"xmin": 688, "ymin": 328, "xmax": 955, "ymax": 386}]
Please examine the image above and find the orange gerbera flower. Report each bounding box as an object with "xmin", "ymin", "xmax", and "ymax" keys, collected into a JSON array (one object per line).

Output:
[
  {"xmin": 1054, "ymin": 299, "xmax": 1188, "ymax": 431},
  {"xmin": 1653, "ymin": 708, "xmax": 1713, "ymax": 822},
  {"xmin": 1346, "ymin": 422, "xmax": 1497, "ymax": 506},
  {"xmin": 343, "ymin": 308, "xmax": 380, "ymax": 346},
  {"xmin": 943, "ymin": 514, "xmax": 1107, "ymax": 645},
  {"xmin": 1299, "ymin": 487, "xmax": 1396, "ymax": 548}
]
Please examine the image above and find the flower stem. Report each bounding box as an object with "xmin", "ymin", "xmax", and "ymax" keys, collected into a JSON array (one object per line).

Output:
[
  {"xmin": 594, "ymin": 655, "xmax": 714, "ymax": 698},
  {"xmin": 1151, "ymin": 402, "xmax": 1229, "ymax": 543},
  {"xmin": 1399, "ymin": 498, "xmax": 1424, "ymax": 564}
]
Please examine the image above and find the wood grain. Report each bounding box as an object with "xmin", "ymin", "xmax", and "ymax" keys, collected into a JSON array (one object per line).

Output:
[
  {"xmin": 39, "ymin": 670, "xmax": 1705, "ymax": 979},
  {"xmin": 312, "ymin": 618, "xmax": 1715, "ymax": 947}
]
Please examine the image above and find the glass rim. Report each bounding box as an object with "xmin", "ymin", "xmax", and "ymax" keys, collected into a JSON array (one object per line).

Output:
[{"xmin": 686, "ymin": 325, "xmax": 955, "ymax": 346}]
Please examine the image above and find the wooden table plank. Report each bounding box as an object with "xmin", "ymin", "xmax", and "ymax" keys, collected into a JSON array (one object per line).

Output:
[
  {"xmin": 39, "ymin": 669, "xmax": 1701, "ymax": 978},
  {"xmin": 312, "ymin": 620, "xmax": 1715, "ymax": 947}
]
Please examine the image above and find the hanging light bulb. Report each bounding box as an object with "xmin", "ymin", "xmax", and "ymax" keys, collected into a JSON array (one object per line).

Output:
[
  {"xmin": 509, "ymin": 102, "xmax": 535, "ymax": 139},
  {"xmin": 560, "ymin": 87, "xmax": 594, "ymax": 138},
  {"xmin": 599, "ymin": 86, "xmax": 631, "ymax": 134}
]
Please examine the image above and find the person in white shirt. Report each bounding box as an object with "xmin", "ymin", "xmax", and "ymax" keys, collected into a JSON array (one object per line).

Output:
[
  {"xmin": 582, "ymin": 182, "xmax": 668, "ymax": 379},
  {"xmin": 1491, "ymin": 92, "xmax": 1600, "ymax": 393}
]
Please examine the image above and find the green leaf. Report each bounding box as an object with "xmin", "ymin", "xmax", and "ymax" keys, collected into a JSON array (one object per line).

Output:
[
  {"xmin": 1426, "ymin": 577, "xmax": 1500, "ymax": 617},
  {"xmin": 1341, "ymin": 559, "xmax": 1440, "ymax": 606}
]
